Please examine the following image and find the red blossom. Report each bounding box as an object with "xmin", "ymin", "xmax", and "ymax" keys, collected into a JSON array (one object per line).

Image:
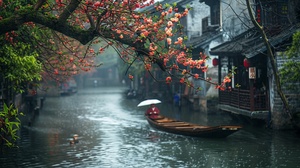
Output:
[
  {"xmin": 54, "ymin": 69, "xmax": 59, "ymax": 75},
  {"xmin": 145, "ymin": 64, "xmax": 151, "ymax": 71},
  {"xmin": 179, "ymin": 78, "xmax": 185, "ymax": 84},
  {"xmin": 223, "ymin": 76, "xmax": 231, "ymax": 83},
  {"xmin": 0, "ymin": 0, "xmax": 225, "ymax": 91},
  {"xmin": 166, "ymin": 76, "xmax": 172, "ymax": 84}
]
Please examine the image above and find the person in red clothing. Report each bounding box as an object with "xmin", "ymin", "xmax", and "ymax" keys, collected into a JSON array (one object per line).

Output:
[{"xmin": 145, "ymin": 104, "xmax": 160, "ymax": 119}]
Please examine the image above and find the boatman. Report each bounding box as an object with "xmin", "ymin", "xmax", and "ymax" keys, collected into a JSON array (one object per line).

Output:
[{"xmin": 145, "ymin": 104, "xmax": 160, "ymax": 119}]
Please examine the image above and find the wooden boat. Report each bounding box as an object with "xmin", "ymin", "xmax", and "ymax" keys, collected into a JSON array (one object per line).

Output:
[{"xmin": 146, "ymin": 115, "xmax": 242, "ymax": 138}]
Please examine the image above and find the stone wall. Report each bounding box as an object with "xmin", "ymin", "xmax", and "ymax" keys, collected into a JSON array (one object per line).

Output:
[{"xmin": 268, "ymin": 52, "xmax": 300, "ymax": 129}]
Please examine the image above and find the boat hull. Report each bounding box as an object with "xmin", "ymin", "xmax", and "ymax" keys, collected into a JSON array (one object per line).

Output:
[{"xmin": 146, "ymin": 115, "xmax": 242, "ymax": 138}]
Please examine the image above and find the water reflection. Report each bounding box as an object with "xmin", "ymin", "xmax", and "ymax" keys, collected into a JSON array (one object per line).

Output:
[{"xmin": 1, "ymin": 87, "xmax": 300, "ymax": 168}]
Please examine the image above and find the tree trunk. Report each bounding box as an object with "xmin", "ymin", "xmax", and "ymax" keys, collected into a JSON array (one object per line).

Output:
[{"xmin": 245, "ymin": 0, "xmax": 292, "ymax": 120}]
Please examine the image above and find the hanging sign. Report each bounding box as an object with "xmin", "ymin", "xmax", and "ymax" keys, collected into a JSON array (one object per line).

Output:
[{"xmin": 249, "ymin": 67, "xmax": 256, "ymax": 79}]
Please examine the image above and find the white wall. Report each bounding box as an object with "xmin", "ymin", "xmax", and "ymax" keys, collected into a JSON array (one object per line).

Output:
[
  {"xmin": 181, "ymin": 0, "xmax": 210, "ymax": 40},
  {"xmin": 221, "ymin": 0, "xmax": 252, "ymax": 41}
]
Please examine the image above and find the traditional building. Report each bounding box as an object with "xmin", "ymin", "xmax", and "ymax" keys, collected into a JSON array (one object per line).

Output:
[
  {"xmin": 181, "ymin": 0, "xmax": 252, "ymax": 109},
  {"xmin": 209, "ymin": 0, "xmax": 300, "ymax": 128}
]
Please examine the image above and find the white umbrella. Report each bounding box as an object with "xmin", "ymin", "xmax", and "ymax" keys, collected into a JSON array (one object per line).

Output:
[{"xmin": 137, "ymin": 99, "xmax": 161, "ymax": 107}]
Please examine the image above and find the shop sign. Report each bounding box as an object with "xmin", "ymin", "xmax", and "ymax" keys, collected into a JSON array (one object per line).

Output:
[{"xmin": 249, "ymin": 67, "xmax": 256, "ymax": 79}]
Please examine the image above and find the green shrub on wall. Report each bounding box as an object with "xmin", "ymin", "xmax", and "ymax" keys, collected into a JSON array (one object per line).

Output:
[{"xmin": 0, "ymin": 103, "xmax": 23, "ymax": 148}]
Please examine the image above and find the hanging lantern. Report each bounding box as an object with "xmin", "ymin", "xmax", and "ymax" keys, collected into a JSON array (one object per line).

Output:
[
  {"xmin": 212, "ymin": 58, "xmax": 219, "ymax": 66},
  {"xmin": 243, "ymin": 58, "xmax": 250, "ymax": 68}
]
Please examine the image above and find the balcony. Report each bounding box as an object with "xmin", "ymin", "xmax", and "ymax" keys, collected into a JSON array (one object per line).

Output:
[{"xmin": 219, "ymin": 88, "xmax": 269, "ymax": 120}]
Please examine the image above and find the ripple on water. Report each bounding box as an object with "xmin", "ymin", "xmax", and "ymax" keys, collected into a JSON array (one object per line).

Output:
[{"xmin": 2, "ymin": 88, "xmax": 300, "ymax": 168}]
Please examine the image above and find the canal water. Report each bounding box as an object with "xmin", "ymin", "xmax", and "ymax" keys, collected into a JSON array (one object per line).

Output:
[{"xmin": 1, "ymin": 87, "xmax": 300, "ymax": 168}]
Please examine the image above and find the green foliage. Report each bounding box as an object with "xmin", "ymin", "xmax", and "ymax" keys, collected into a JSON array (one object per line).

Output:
[
  {"xmin": 0, "ymin": 103, "xmax": 23, "ymax": 148},
  {"xmin": 0, "ymin": 42, "xmax": 42, "ymax": 92},
  {"xmin": 280, "ymin": 32, "xmax": 300, "ymax": 91},
  {"xmin": 0, "ymin": 0, "xmax": 35, "ymax": 18}
]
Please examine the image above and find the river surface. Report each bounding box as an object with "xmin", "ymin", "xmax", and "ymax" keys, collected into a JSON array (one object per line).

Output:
[{"xmin": 1, "ymin": 87, "xmax": 300, "ymax": 168}]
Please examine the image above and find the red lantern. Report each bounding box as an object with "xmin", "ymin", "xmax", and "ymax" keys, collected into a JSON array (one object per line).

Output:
[
  {"xmin": 243, "ymin": 58, "xmax": 250, "ymax": 68},
  {"xmin": 212, "ymin": 58, "xmax": 219, "ymax": 66}
]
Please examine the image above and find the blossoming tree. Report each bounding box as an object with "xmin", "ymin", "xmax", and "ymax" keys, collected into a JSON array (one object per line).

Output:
[{"xmin": 0, "ymin": 0, "xmax": 231, "ymax": 89}]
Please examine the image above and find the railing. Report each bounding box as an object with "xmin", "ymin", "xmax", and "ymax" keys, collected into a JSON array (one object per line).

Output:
[{"xmin": 219, "ymin": 88, "xmax": 268, "ymax": 111}]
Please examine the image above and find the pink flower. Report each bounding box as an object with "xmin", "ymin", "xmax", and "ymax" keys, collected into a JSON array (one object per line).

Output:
[
  {"xmin": 120, "ymin": 17, "xmax": 127, "ymax": 21},
  {"xmin": 223, "ymin": 76, "xmax": 231, "ymax": 83},
  {"xmin": 174, "ymin": 37, "xmax": 183, "ymax": 45},
  {"xmin": 175, "ymin": 13, "xmax": 182, "ymax": 18},
  {"xmin": 167, "ymin": 38, "xmax": 172, "ymax": 45},
  {"xmin": 166, "ymin": 76, "xmax": 172, "ymax": 84},
  {"xmin": 99, "ymin": 47, "xmax": 104, "ymax": 53},
  {"xmin": 89, "ymin": 48, "xmax": 94, "ymax": 53},
  {"xmin": 165, "ymin": 27, "xmax": 173, "ymax": 36},
  {"xmin": 149, "ymin": 43, "xmax": 157, "ymax": 51},
  {"xmin": 171, "ymin": 17, "xmax": 179, "ymax": 22},
  {"xmin": 180, "ymin": 78, "xmax": 185, "ymax": 83},
  {"xmin": 168, "ymin": 7, "xmax": 173, "ymax": 13},
  {"xmin": 167, "ymin": 21, "xmax": 173, "ymax": 27},
  {"xmin": 94, "ymin": 1, "xmax": 103, "ymax": 7}
]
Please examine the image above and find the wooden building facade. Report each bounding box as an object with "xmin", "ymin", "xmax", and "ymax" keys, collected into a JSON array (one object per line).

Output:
[{"xmin": 209, "ymin": 0, "xmax": 300, "ymax": 125}]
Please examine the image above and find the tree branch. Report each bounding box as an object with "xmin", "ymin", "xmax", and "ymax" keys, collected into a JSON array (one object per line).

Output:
[
  {"xmin": 0, "ymin": 8, "xmax": 139, "ymax": 46},
  {"xmin": 95, "ymin": 10, "xmax": 108, "ymax": 32},
  {"xmin": 34, "ymin": 0, "xmax": 47, "ymax": 11},
  {"xmin": 0, "ymin": 3, "xmax": 160, "ymax": 71},
  {"xmin": 58, "ymin": 0, "xmax": 81, "ymax": 23}
]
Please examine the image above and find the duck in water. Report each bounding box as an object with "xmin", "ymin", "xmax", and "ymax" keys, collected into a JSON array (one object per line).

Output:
[{"xmin": 69, "ymin": 134, "xmax": 79, "ymax": 145}]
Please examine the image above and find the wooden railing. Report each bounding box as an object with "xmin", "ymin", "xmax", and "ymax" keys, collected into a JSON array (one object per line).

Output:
[{"xmin": 219, "ymin": 88, "xmax": 268, "ymax": 111}]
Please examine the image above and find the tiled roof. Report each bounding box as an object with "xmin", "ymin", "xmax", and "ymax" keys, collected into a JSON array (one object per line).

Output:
[
  {"xmin": 186, "ymin": 28, "xmax": 223, "ymax": 48},
  {"xmin": 210, "ymin": 25, "xmax": 300, "ymax": 58}
]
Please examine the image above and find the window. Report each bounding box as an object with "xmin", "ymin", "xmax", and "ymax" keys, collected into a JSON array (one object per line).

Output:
[
  {"xmin": 202, "ymin": 17, "xmax": 209, "ymax": 32},
  {"xmin": 256, "ymin": 0, "xmax": 289, "ymax": 27},
  {"xmin": 211, "ymin": 1, "xmax": 220, "ymax": 25}
]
